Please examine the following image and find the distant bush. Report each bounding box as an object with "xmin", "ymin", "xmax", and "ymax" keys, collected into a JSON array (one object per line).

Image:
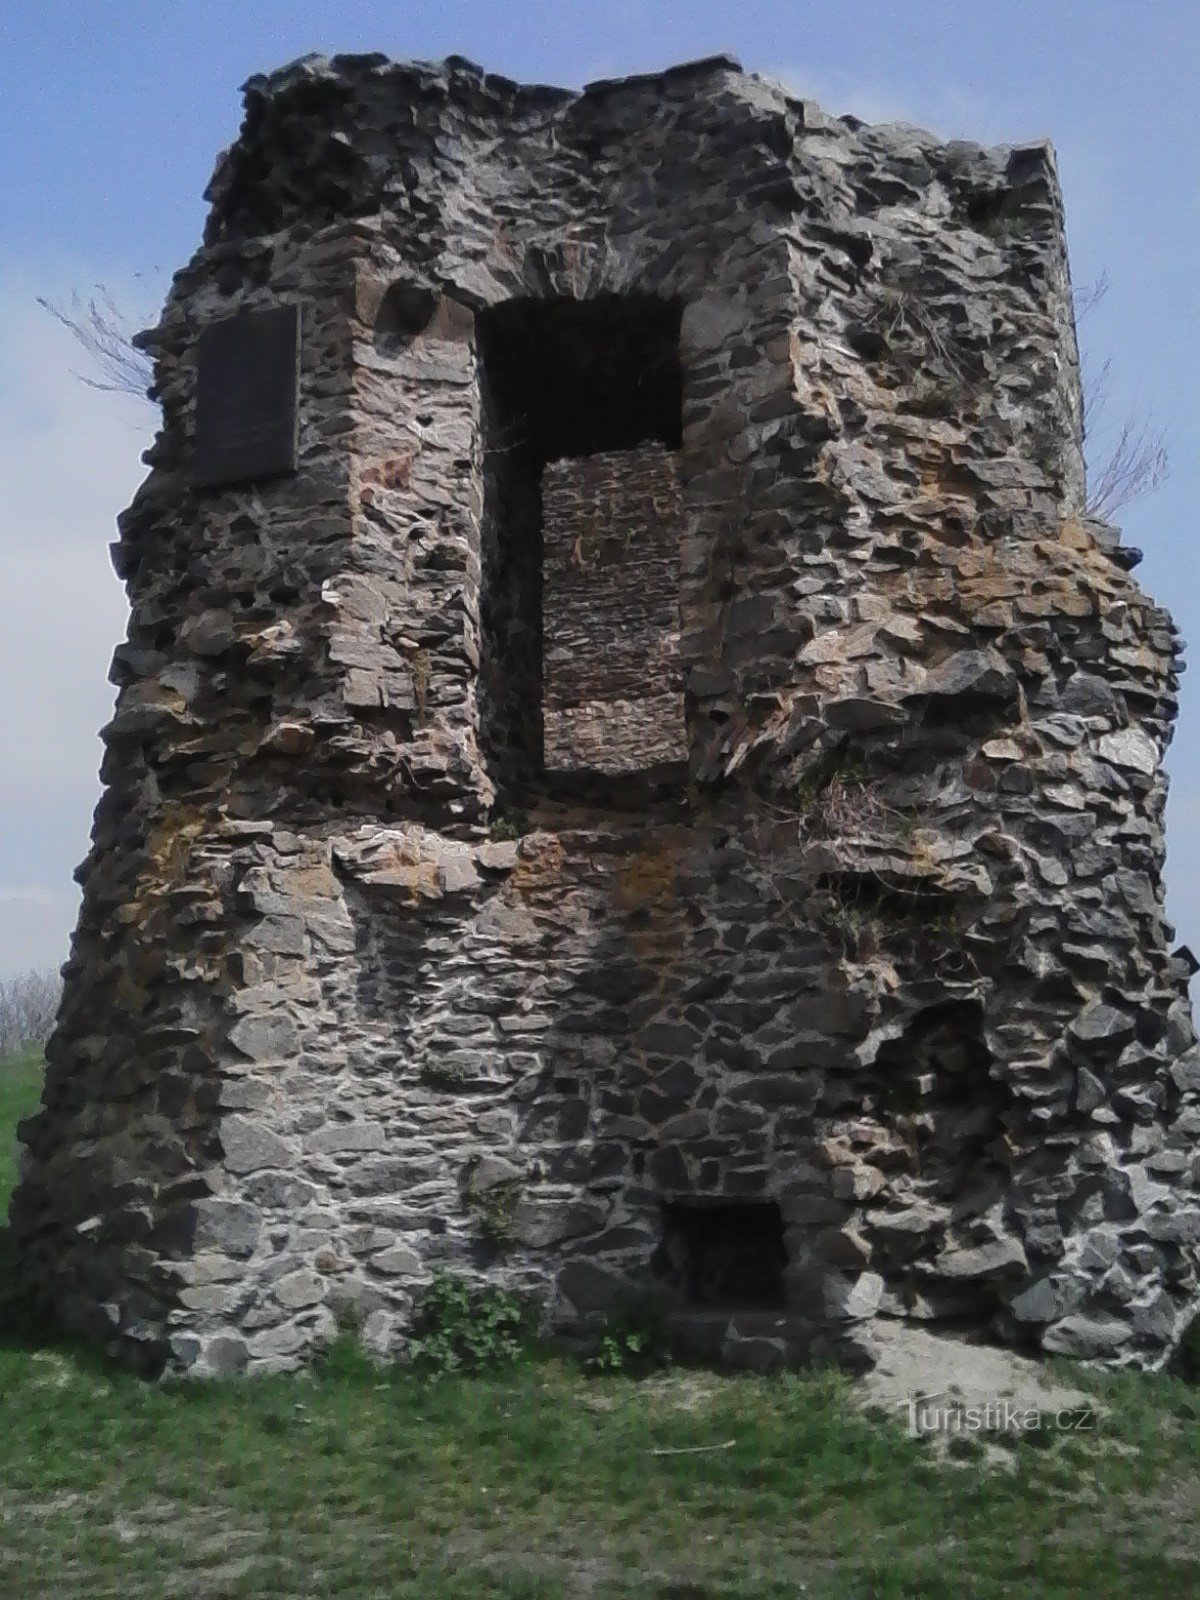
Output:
[{"xmin": 0, "ymin": 969, "xmax": 61, "ymax": 1060}]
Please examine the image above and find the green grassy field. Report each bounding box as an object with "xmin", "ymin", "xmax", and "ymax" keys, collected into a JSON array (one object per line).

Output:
[{"xmin": 1, "ymin": 1053, "xmax": 1199, "ymax": 1599}]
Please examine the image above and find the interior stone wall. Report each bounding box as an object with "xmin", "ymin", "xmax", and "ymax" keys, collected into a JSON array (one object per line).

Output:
[
  {"xmin": 9, "ymin": 52, "xmax": 1199, "ymax": 1376},
  {"xmin": 542, "ymin": 446, "xmax": 686, "ymax": 776}
]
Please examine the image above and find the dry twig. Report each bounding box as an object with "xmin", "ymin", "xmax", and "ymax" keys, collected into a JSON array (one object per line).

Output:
[{"xmin": 37, "ymin": 282, "xmax": 157, "ymax": 400}]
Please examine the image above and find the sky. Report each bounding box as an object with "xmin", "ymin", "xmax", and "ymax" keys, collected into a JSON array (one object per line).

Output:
[{"xmin": 0, "ymin": 0, "xmax": 1197, "ymax": 978}]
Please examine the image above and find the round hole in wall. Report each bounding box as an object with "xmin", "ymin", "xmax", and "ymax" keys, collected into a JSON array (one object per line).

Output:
[{"xmin": 374, "ymin": 282, "xmax": 438, "ymax": 353}]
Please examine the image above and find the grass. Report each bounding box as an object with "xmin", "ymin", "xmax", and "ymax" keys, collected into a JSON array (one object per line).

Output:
[{"xmin": 1, "ymin": 1055, "xmax": 1199, "ymax": 1598}]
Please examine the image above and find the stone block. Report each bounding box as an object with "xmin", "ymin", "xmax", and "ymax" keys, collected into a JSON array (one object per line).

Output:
[
  {"xmin": 274, "ymin": 1270, "xmax": 326, "ymax": 1310},
  {"xmin": 306, "ymin": 1123, "xmax": 387, "ymax": 1155},
  {"xmin": 190, "ymin": 1200, "xmax": 263, "ymax": 1260},
  {"xmin": 220, "ymin": 1116, "xmax": 296, "ymax": 1175},
  {"xmin": 933, "ymin": 1239, "xmax": 1027, "ymax": 1282}
]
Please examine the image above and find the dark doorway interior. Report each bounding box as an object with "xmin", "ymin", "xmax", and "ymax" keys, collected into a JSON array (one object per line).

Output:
[
  {"xmin": 475, "ymin": 294, "xmax": 682, "ymax": 799},
  {"xmin": 655, "ymin": 1200, "xmax": 788, "ymax": 1310}
]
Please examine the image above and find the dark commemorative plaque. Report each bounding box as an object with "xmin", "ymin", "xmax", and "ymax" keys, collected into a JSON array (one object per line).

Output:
[{"xmin": 192, "ymin": 303, "xmax": 301, "ymax": 489}]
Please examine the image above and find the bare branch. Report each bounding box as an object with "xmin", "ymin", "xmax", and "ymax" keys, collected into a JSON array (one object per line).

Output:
[
  {"xmin": 803, "ymin": 772, "xmax": 901, "ymax": 841},
  {"xmin": 1072, "ymin": 271, "xmax": 1110, "ymax": 322},
  {"xmin": 1081, "ymin": 354, "xmax": 1111, "ymax": 444},
  {"xmin": 1074, "ymin": 267, "xmax": 1169, "ymax": 520},
  {"xmin": 37, "ymin": 284, "xmax": 157, "ymax": 401},
  {"xmin": 1086, "ymin": 416, "xmax": 1170, "ymax": 520}
]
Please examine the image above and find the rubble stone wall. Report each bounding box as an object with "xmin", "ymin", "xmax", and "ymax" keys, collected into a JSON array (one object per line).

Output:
[
  {"xmin": 10, "ymin": 53, "xmax": 1199, "ymax": 1376},
  {"xmin": 542, "ymin": 446, "xmax": 686, "ymax": 776}
]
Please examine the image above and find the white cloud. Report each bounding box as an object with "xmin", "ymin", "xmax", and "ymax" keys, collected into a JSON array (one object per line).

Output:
[
  {"xmin": 0, "ymin": 267, "xmax": 152, "ymax": 978},
  {"xmin": 768, "ymin": 65, "xmax": 1024, "ymax": 145}
]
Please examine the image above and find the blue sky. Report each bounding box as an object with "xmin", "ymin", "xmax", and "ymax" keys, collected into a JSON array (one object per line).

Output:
[{"xmin": 0, "ymin": 1, "xmax": 1196, "ymax": 975}]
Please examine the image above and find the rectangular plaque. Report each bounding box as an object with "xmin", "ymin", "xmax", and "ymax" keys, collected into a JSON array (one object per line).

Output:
[{"xmin": 192, "ymin": 304, "xmax": 300, "ymax": 489}]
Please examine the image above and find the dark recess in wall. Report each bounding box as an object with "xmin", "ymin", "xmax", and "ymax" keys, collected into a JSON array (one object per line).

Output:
[
  {"xmin": 656, "ymin": 1199, "xmax": 788, "ymax": 1310},
  {"xmin": 476, "ymin": 295, "xmax": 683, "ymax": 800},
  {"xmin": 478, "ymin": 294, "xmax": 683, "ymax": 461}
]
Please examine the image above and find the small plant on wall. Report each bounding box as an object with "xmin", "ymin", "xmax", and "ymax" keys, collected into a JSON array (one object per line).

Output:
[
  {"xmin": 406, "ymin": 1271, "xmax": 538, "ymax": 1376},
  {"xmin": 490, "ymin": 806, "xmax": 528, "ymax": 841},
  {"xmin": 461, "ymin": 1156, "xmax": 525, "ymax": 1251},
  {"xmin": 586, "ymin": 1297, "xmax": 674, "ymax": 1375},
  {"xmin": 470, "ymin": 1179, "xmax": 522, "ymax": 1248}
]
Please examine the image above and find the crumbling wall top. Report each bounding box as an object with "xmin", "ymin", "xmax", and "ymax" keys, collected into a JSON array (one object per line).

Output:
[{"xmin": 201, "ymin": 49, "xmax": 1060, "ymax": 250}]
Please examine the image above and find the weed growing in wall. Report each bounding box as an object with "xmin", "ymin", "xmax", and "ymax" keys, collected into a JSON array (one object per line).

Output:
[
  {"xmin": 469, "ymin": 1179, "xmax": 522, "ymax": 1249},
  {"xmin": 489, "ymin": 806, "xmax": 528, "ymax": 841},
  {"xmin": 406, "ymin": 1272, "xmax": 539, "ymax": 1376},
  {"xmin": 586, "ymin": 1298, "xmax": 674, "ymax": 1376}
]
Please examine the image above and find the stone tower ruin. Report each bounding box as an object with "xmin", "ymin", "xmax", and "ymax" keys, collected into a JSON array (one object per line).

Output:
[{"xmin": 11, "ymin": 53, "xmax": 1200, "ymax": 1376}]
